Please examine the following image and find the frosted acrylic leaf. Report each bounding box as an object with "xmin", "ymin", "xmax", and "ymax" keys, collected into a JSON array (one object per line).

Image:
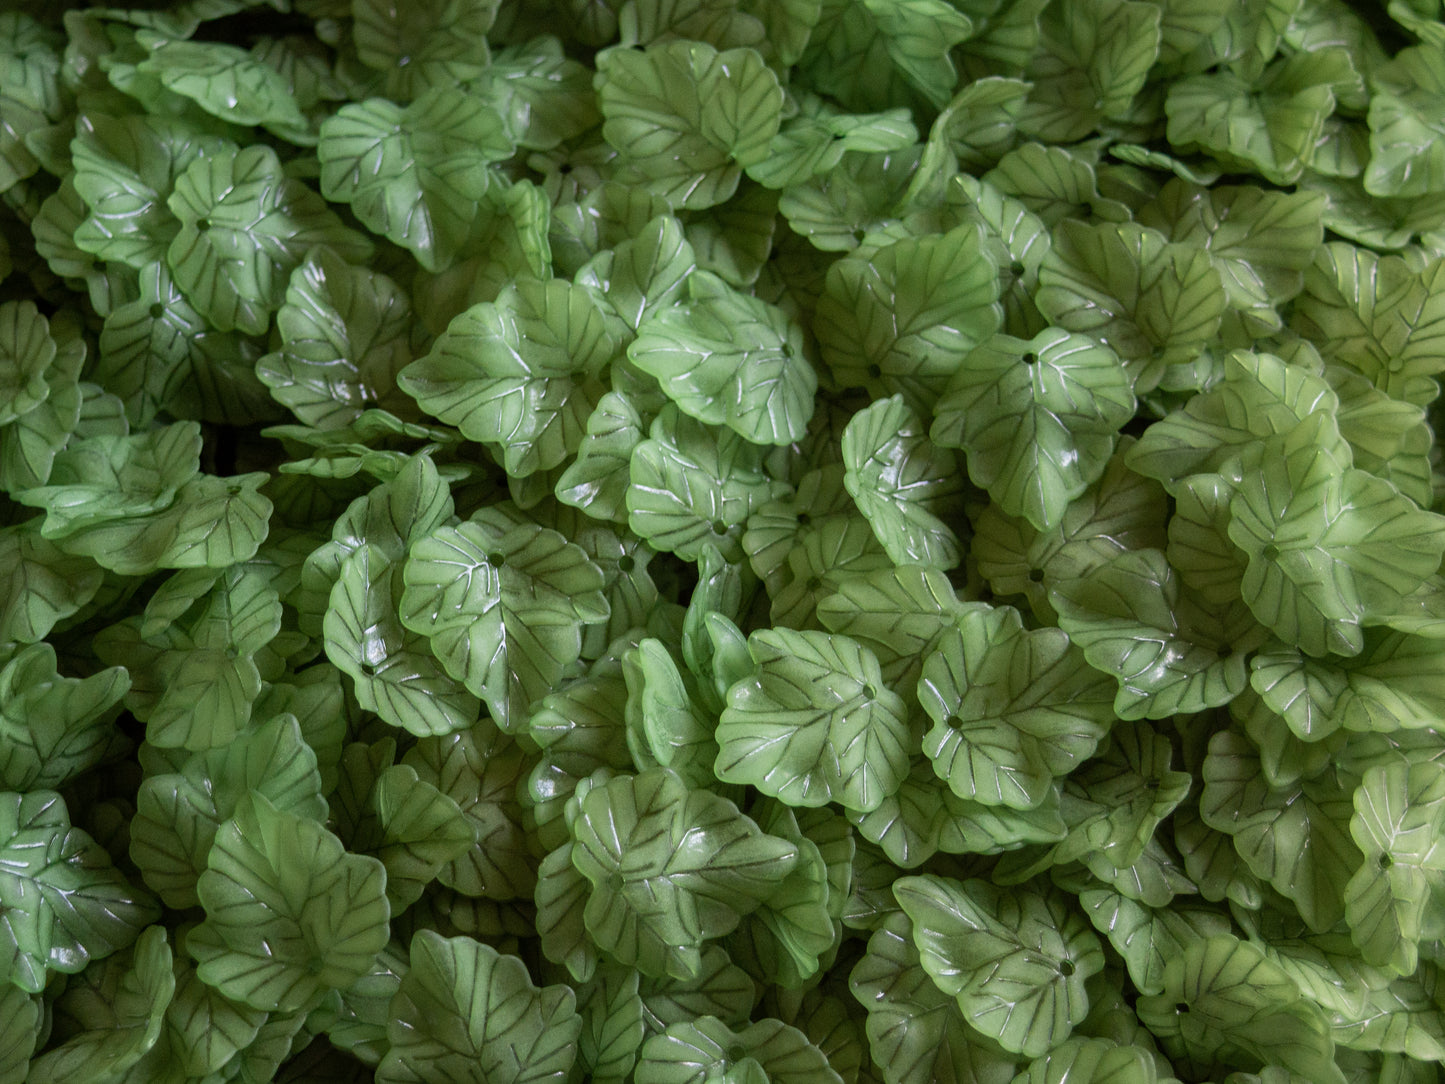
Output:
[
  {"xmin": 1135, "ymin": 181, "xmax": 1325, "ymax": 338},
  {"xmin": 1126, "ymin": 349, "xmax": 1342, "ymax": 492},
  {"xmin": 1227, "ymin": 417, "xmax": 1445, "ymax": 658},
  {"xmin": 0, "ymin": 519, "xmax": 103, "ymax": 644},
  {"xmin": 398, "ymin": 278, "xmax": 623, "ymax": 477},
  {"xmin": 625, "ymin": 638, "xmax": 718, "ymax": 792},
  {"xmin": 746, "ymin": 104, "xmax": 916, "ymax": 190},
  {"xmin": 318, "ymin": 88, "xmax": 515, "ymax": 272},
  {"xmin": 0, "ymin": 323, "xmax": 80, "ymax": 496},
  {"xmin": 916, "ymin": 608, "xmax": 1115, "ymax": 809},
  {"xmin": 15, "ymin": 422, "xmax": 202, "ymax": 538},
  {"xmin": 596, "ymin": 40, "xmax": 784, "ymax": 209},
  {"xmin": 402, "ymin": 720, "xmax": 535, "ymax": 900},
  {"xmin": 849, "ymin": 912, "xmax": 1020, "ymax": 1084},
  {"xmin": 1344, "ymin": 762, "xmax": 1445, "ymax": 976},
  {"xmin": 1135, "ymin": 936, "xmax": 1345, "ymax": 1084},
  {"xmin": 1249, "ymin": 629, "xmax": 1445, "ymax": 741},
  {"xmin": 324, "ymin": 543, "xmax": 482, "ymax": 737},
  {"xmin": 982, "ymin": 143, "xmax": 1130, "ymax": 229},
  {"xmin": 255, "ymin": 246, "xmax": 414, "ymax": 430},
  {"xmin": 574, "ymin": 964, "xmax": 643, "ymax": 1084},
  {"xmin": 554, "ymin": 390, "xmax": 645, "ymax": 524},
  {"xmin": 569, "ymin": 767, "xmax": 797, "ymax": 979},
  {"xmin": 400, "ymin": 513, "xmax": 609, "ymax": 732},
  {"xmin": 0, "ymin": 790, "xmax": 159, "ymax": 994},
  {"xmin": 1035, "ymin": 220, "xmax": 1226, "ymax": 393},
  {"xmin": 1365, "ymin": 43, "xmax": 1445, "ymax": 198},
  {"xmin": 378, "ymin": 931, "xmax": 581, "ymax": 1084},
  {"xmin": 0, "ymin": 299, "xmax": 54, "ymax": 426},
  {"xmin": 0, "ymin": 643, "xmax": 127, "ymax": 793},
  {"xmin": 1050, "ymin": 548, "xmax": 1254, "ymax": 719},
  {"xmin": 842, "ymin": 395, "xmax": 964, "ymax": 570},
  {"xmin": 894, "ymin": 874, "xmax": 1104, "ymax": 1058},
  {"xmin": 97, "ymin": 263, "xmax": 272, "ymax": 427},
  {"xmin": 801, "ymin": 0, "xmax": 973, "ymax": 114},
  {"xmin": 726, "ymin": 804, "xmax": 836, "ymax": 987},
  {"xmin": 850, "ymin": 760, "xmax": 1067, "ymax": 871},
  {"xmin": 192, "ymin": 792, "xmax": 388, "ymax": 1013},
  {"xmin": 470, "ymin": 38, "xmax": 600, "ymax": 151},
  {"xmin": 1021, "ymin": 0, "xmax": 1161, "ymax": 139},
  {"xmin": 166, "ymin": 144, "xmax": 372, "ymax": 335},
  {"xmin": 1009, "ymin": 1037, "xmax": 1160, "ymax": 1084},
  {"xmin": 1164, "ymin": 65, "xmax": 1333, "ymax": 185},
  {"xmin": 815, "ymin": 225, "xmax": 1002, "ymax": 412},
  {"xmin": 352, "ymin": 0, "xmax": 498, "ymax": 99},
  {"xmin": 576, "ymin": 213, "xmax": 698, "ymax": 333},
  {"xmin": 1330, "ymin": 366, "xmax": 1433, "ymax": 508},
  {"xmin": 349, "ymin": 763, "xmax": 478, "ymax": 912},
  {"xmin": 637, "ymin": 1015, "xmax": 843, "ymax": 1084},
  {"xmin": 136, "ymin": 35, "xmax": 307, "ymax": 137},
  {"xmin": 1077, "ymin": 889, "xmax": 1232, "ymax": 998},
  {"xmin": 716, "ymin": 628, "xmax": 910, "ymax": 813},
  {"xmin": 628, "ymin": 274, "xmax": 815, "ymax": 446},
  {"xmin": 998, "ymin": 721, "xmax": 1192, "ymax": 884},
  {"xmin": 1290, "ymin": 243, "xmax": 1445, "ymax": 408},
  {"xmin": 69, "ymin": 112, "xmax": 232, "ymax": 270},
  {"xmin": 815, "ymin": 563, "xmax": 981, "ymax": 704},
  {"xmin": 130, "ymin": 714, "xmax": 326, "ymax": 910},
  {"xmin": 0, "ymin": 982, "xmax": 39, "ymax": 1084},
  {"xmin": 628, "ymin": 405, "xmax": 791, "ymax": 563},
  {"xmin": 1200, "ymin": 728, "xmax": 1361, "ymax": 932},
  {"xmin": 931, "ymin": 328, "xmax": 1134, "ymax": 531},
  {"xmin": 24, "ymin": 926, "xmax": 174, "ymax": 1084}
]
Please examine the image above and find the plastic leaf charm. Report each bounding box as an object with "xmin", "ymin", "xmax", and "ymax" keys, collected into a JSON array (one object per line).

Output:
[
  {"xmin": 1227, "ymin": 417, "xmax": 1445, "ymax": 658},
  {"xmin": 1364, "ymin": 43, "xmax": 1445, "ymax": 198},
  {"xmin": 1344, "ymin": 762, "xmax": 1445, "ymax": 976},
  {"xmin": 398, "ymin": 509, "xmax": 610, "ymax": 732},
  {"xmin": 166, "ymin": 144, "xmax": 372, "ymax": 335},
  {"xmin": 318, "ymin": 88, "xmax": 516, "ymax": 272},
  {"xmin": 192, "ymin": 792, "xmax": 389, "ymax": 1012},
  {"xmin": 379, "ymin": 930, "xmax": 582, "ymax": 1084},
  {"xmin": 22, "ymin": 926, "xmax": 173, "ymax": 1084},
  {"xmin": 1135, "ymin": 935, "xmax": 1346, "ymax": 1084},
  {"xmin": 815, "ymin": 226, "xmax": 1003, "ymax": 412},
  {"xmin": 636, "ymin": 1014, "xmax": 844, "ymax": 1084},
  {"xmin": 628, "ymin": 272, "xmax": 816, "ymax": 446},
  {"xmin": 0, "ymin": 300, "xmax": 56, "ymax": 427},
  {"xmin": 1200, "ymin": 728, "xmax": 1361, "ymax": 932},
  {"xmin": 399, "ymin": 277, "xmax": 623, "ymax": 477},
  {"xmin": 893, "ymin": 874, "xmax": 1104, "ymax": 1058},
  {"xmin": 68, "ymin": 112, "xmax": 232, "ymax": 271},
  {"xmin": 849, "ymin": 912, "xmax": 1019, "ymax": 1084},
  {"xmin": 717, "ymin": 628, "xmax": 909, "ymax": 812},
  {"xmin": 596, "ymin": 41, "xmax": 784, "ymax": 209},
  {"xmin": 324, "ymin": 543, "xmax": 483, "ymax": 737},
  {"xmin": 1290, "ymin": 243, "xmax": 1445, "ymax": 408},
  {"xmin": 1050, "ymin": 548, "xmax": 1256, "ymax": 719},
  {"xmin": 0, "ymin": 643, "xmax": 128, "ymax": 792},
  {"xmin": 915, "ymin": 608, "xmax": 1115, "ymax": 809},
  {"xmin": 136, "ymin": 35, "xmax": 308, "ymax": 138},
  {"xmin": 255, "ymin": 247, "xmax": 415, "ymax": 429},
  {"xmin": 931, "ymin": 328, "xmax": 1135, "ymax": 531},
  {"xmin": 0, "ymin": 790, "xmax": 159, "ymax": 993},
  {"xmin": 1164, "ymin": 59, "xmax": 1336, "ymax": 185},
  {"xmin": 842, "ymin": 395, "xmax": 965, "ymax": 570},
  {"xmin": 568, "ymin": 767, "xmax": 798, "ymax": 978},
  {"xmin": 352, "ymin": 0, "xmax": 497, "ymax": 99},
  {"xmin": 1035, "ymin": 220, "xmax": 1226, "ymax": 393},
  {"xmin": 130, "ymin": 714, "xmax": 327, "ymax": 910},
  {"xmin": 628, "ymin": 405, "xmax": 791, "ymax": 563}
]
